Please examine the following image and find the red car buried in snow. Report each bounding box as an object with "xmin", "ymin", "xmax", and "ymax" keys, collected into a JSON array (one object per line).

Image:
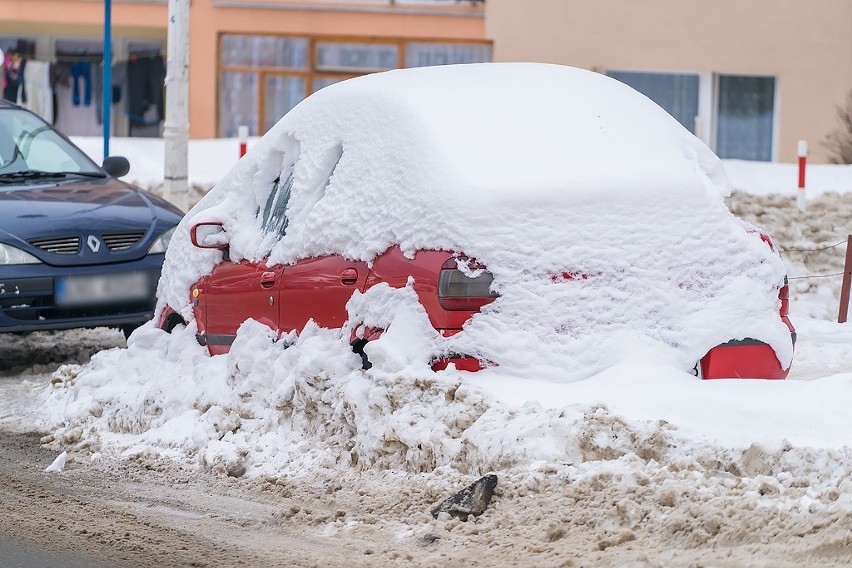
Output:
[{"xmin": 155, "ymin": 63, "xmax": 795, "ymax": 380}]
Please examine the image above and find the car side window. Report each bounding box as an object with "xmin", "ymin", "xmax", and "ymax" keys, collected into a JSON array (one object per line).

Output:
[{"xmin": 260, "ymin": 169, "xmax": 293, "ymax": 237}]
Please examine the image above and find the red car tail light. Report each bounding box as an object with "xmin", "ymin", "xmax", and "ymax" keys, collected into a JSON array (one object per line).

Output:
[
  {"xmin": 758, "ymin": 231, "xmax": 776, "ymax": 251},
  {"xmin": 779, "ymin": 277, "xmax": 790, "ymax": 317},
  {"xmin": 438, "ymin": 257, "xmax": 497, "ymax": 311}
]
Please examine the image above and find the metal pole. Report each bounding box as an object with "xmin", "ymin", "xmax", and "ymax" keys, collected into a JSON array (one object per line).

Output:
[
  {"xmin": 838, "ymin": 235, "xmax": 852, "ymax": 324},
  {"xmin": 103, "ymin": 0, "xmax": 112, "ymax": 159},
  {"xmin": 163, "ymin": 0, "xmax": 190, "ymax": 211}
]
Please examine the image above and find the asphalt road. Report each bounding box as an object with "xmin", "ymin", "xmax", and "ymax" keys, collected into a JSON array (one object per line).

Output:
[
  {"xmin": 0, "ymin": 430, "xmax": 379, "ymax": 568},
  {"xmin": 0, "ymin": 533, "xmax": 113, "ymax": 568},
  {"xmin": 0, "ymin": 432, "xmax": 138, "ymax": 568}
]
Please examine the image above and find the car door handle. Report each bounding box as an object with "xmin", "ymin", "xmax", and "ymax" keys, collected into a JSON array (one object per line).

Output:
[
  {"xmin": 340, "ymin": 268, "xmax": 358, "ymax": 285},
  {"xmin": 261, "ymin": 271, "xmax": 276, "ymax": 288}
]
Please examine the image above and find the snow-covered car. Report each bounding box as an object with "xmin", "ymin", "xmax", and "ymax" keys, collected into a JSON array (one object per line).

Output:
[{"xmin": 156, "ymin": 63, "xmax": 795, "ymax": 381}]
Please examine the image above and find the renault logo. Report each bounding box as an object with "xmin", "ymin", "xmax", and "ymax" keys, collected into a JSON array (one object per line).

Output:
[{"xmin": 86, "ymin": 235, "xmax": 101, "ymax": 253}]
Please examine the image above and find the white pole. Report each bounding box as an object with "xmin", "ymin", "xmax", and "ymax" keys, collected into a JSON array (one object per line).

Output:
[
  {"xmin": 163, "ymin": 0, "xmax": 190, "ymax": 212},
  {"xmin": 796, "ymin": 140, "xmax": 807, "ymax": 212}
]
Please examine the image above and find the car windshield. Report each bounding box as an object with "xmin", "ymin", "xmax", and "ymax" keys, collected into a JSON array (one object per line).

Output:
[{"xmin": 0, "ymin": 108, "xmax": 101, "ymax": 176}]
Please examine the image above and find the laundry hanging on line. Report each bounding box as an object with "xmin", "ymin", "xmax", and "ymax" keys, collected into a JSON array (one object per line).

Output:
[
  {"xmin": 2, "ymin": 52, "xmax": 165, "ymax": 133},
  {"xmin": 20, "ymin": 60, "xmax": 52, "ymax": 123}
]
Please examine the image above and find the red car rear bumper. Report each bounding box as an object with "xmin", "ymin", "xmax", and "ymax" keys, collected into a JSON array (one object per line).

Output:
[{"xmin": 701, "ymin": 319, "xmax": 796, "ymax": 380}]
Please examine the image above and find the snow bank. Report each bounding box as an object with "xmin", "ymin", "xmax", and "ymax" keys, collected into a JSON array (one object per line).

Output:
[
  {"xmin": 726, "ymin": 190, "xmax": 852, "ymax": 321},
  {"xmin": 725, "ymin": 160, "xmax": 852, "ymax": 197},
  {"xmin": 36, "ymin": 313, "xmax": 852, "ymax": 479},
  {"xmin": 158, "ymin": 63, "xmax": 791, "ymax": 382},
  {"xmin": 35, "ymin": 64, "xmax": 851, "ymax": 482}
]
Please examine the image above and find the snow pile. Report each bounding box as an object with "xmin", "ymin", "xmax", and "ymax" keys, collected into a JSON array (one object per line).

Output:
[
  {"xmin": 32, "ymin": 64, "xmax": 850, "ymax": 484},
  {"xmin": 38, "ymin": 320, "xmax": 671, "ymax": 476},
  {"xmin": 44, "ymin": 451, "xmax": 67, "ymax": 474},
  {"xmin": 159, "ymin": 63, "xmax": 791, "ymax": 382},
  {"xmin": 35, "ymin": 310, "xmax": 852, "ymax": 479}
]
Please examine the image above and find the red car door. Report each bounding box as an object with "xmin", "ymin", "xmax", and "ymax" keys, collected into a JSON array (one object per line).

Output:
[
  {"xmin": 279, "ymin": 255, "xmax": 369, "ymax": 333},
  {"xmin": 202, "ymin": 259, "xmax": 281, "ymax": 354}
]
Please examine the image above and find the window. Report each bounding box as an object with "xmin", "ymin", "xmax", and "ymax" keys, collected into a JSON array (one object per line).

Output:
[
  {"xmin": 405, "ymin": 42, "xmax": 491, "ymax": 67},
  {"xmin": 260, "ymin": 173, "xmax": 293, "ymax": 237},
  {"xmin": 220, "ymin": 71, "xmax": 259, "ymax": 138},
  {"xmin": 221, "ymin": 35, "xmax": 308, "ymax": 69},
  {"xmin": 264, "ymin": 76, "xmax": 305, "ymax": 132},
  {"xmin": 315, "ymin": 42, "xmax": 398, "ymax": 73},
  {"xmin": 716, "ymin": 75, "xmax": 775, "ymax": 162},
  {"xmin": 219, "ymin": 35, "xmax": 308, "ymax": 138},
  {"xmin": 607, "ymin": 71, "xmax": 700, "ymax": 133},
  {"xmin": 219, "ymin": 34, "xmax": 492, "ymax": 137}
]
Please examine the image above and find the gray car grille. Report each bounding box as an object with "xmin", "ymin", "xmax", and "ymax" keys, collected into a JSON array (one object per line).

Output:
[
  {"xmin": 102, "ymin": 232, "xmax": 146, "ymax": 251},
  {"xmin": 28, "ymin": 236, "xmax": 81, "ymax": 255}
]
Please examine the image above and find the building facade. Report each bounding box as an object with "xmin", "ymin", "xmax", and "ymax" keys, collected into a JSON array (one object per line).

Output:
[
  {"xmin": 485, "ymin": 0, "xmax": 852, "ymax": 163},
  {"xmin": 0, "ymin": 0, "xmax": 488, "ymax": 139},
  {"xmin": 3, "ymin": 1, "xmax": 848, "ymax": 163}
]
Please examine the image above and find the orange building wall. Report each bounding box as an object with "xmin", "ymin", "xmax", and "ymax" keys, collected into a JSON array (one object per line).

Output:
[
  {"xmin": 0, "ymin": 0, "xmax": 166, "ymax": 31},
  {"xmin": 0, "ymin": 0, "xmax": 484, "ymax": 138}
]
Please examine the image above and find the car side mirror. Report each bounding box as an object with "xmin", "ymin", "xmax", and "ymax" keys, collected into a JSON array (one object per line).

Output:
[
  {"xmin": 102, "ymin": 156, "xmax": 130, "ymax": 177},
  {"xmin": 190, "ymin": 222, "xmax": 229, "ymax": 249}
]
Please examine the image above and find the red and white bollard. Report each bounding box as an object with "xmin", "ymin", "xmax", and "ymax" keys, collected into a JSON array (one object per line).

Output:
[
  {"xmin": 797, "ymin": 140, "xmax": 807, "ymax": 211},
  {"xmin": 238, "ymin": 125, "xmax": 249, "ymax": 158}
]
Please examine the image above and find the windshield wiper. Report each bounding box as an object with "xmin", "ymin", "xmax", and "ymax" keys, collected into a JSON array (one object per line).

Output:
[
  {"xmin": 0, "ymin": 170, "xmax": 106, "ymax": 182},
  {"xmin": 57, "ymin": 171, "xmax": 108, "ymax": 178}
]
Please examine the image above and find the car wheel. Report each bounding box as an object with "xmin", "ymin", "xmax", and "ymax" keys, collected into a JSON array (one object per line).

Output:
[
  {"xmin": 350, "ymin": 338, "xmax": 372, "ymax": 370},
  {"xmin": 161, "ymin": 313, "xmax": 187, "ymax": 334},
  {"xmin": 690, "ymin": 361, "xmax": 704, "ymax": 380}
]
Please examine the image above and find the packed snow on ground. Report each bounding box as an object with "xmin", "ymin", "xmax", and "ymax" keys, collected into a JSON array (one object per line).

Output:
[
  {"xmin": 724, "ymin": 159, "xmax": 852, "ymax": 198},
  {"xmin": 9, "ymin": 63, "xmax": 851, "ymax": 561},
  {"xmin": 71, "ymin": 135, "xmax": 261, "ymax": 191}
]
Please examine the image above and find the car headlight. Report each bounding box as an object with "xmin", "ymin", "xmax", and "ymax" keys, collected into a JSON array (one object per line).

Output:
[
  {"xmin": 147, "ymin": 227, "xmax": 176, "ymax": 255},
  {"xmin": 0, "ymin": 243, "xmax": 42, "ymax": 265}
]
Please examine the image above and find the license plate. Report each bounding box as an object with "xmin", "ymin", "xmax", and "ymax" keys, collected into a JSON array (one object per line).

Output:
[{"xmin": 55, "ymin": 272, "xmax": 150, "ymax": 307}]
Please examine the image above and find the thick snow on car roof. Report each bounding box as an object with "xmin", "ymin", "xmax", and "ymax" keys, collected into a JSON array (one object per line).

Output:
[
  {"xmin": 277, "ymin": 63, "xmax": 731, "ymax": 202},
  {"xmin": 160, "ymin": 63, "xmax": 790, "ymax": 382},
  {"xmin": 289, "ymin": 62, "xmax": 730, "ymax": 202}
]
